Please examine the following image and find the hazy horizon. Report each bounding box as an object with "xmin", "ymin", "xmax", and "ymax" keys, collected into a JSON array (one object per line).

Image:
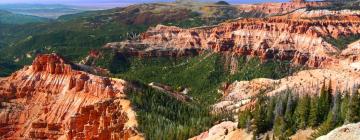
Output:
[{"xmin": 0, "ymin": 0, "xmax": 290, "ymax": 5}]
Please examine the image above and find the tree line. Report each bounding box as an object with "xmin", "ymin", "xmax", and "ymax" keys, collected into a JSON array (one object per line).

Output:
[{"xmin": 238, "ymin": 81, "xmax": 360, "ymax": 139}]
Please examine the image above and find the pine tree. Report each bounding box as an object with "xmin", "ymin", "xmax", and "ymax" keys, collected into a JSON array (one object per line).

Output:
[
  {"xmin": 273, "ymin": 116, "xmax": 286, "ymax": 137},
  {"xmin": 331, "ymin": 92, "xmax": 341, "ymax": 126},
  {"xmin": 327, "ymin": 80, "xmax": 333, "ymax": 95},
  {"xmin": 274, "ymin": 96, "xmax": 285, "ymax": 118},
  {"xmin": 273, "ymin": 93, "xmax": 289, "ymax": 137},
  {"xmin": 340, "ymin": 91, "xmax": 350, "ymax": 123},
  {"xmin": 318, "ymin": 81, "xmax": 332, "ymax": 122},
  {"xmin": 311, "ymin": 91, "xmax": 342, "ymax": 139},
  {"xmin": 310, "ymin": 119, "xmax": 334, "ymax": 139},
  {"xmin": 266, "ymin": 96, "xmax": 276, "ymax": 129},
  {"xmin": 253, "ymin": 94, "xmax": 268, "ymax": 135},
  {"xmin": 347, "ymin": 90, "xmax": 360, "ymax": 123},
  {"xmin": 294, "ymin": 94, "xmax": 311, "ymax": 129},
  {"xmin": 284, "ymin": 92, "xmax": 298, "ymax": 136},
  {"xmin": 238, "ymin": 109, "xmax": 252, "ymax": 128},
  {"xmin": 308, "ymin": 96, "xmax": 320, "ymax": 127},
  {"xmin": 284, "ymin": 93, "xmax": 296, "ymax": 121}
]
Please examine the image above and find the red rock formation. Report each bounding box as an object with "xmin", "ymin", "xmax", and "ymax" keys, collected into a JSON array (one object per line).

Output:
[
  {"xmin": 235, "ymin": 1, "xmax": 330, "ymax": 15},
  {"xmin": 115, "ymin": 15, "xmax": 360, "ymax": 67},
  {"xmin": 275, "ymin": 8, "xmax": 360, "ymax": 20},
  {"xmin": 292, "ymin": 0, "xmax": 306, "ymax": 3},
  {"xmin": 32, "ymin": 54, "xmax": 72, "ymax": 74},
  {"xmin": 0, "ymin": 54, "xmax": 142, "ymax": 140}
]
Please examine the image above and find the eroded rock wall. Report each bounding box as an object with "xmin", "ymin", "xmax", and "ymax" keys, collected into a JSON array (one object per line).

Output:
[
  {"xmin": 117, "ymin": 15, "xmax": 360, "ymax": 67},
  {"xmin": 0, "ymin": 54, "xmax": 142, "ymax": 140}
]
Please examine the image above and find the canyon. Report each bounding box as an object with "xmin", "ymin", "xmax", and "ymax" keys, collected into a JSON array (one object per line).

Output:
[
  {"xmin": 212, "ymin": 22, "xmax": 360, "ymax": 112},
  {"xmin": 103, "ymin": 0, "xmax": 360, "ymax": 114},
  {"xmin": 186, "ymin": 10, "xmax": 360, "ymax": 140},
  {"xmin": 0, "ymin": 54, "xmax": 142, "ymax": 140},
  {"xmin": 109, "ymin": 8, "xmax": 360, "ymax": 68},
  {"xmin": 2, "ymin": 0, "xmax": 360, "ymax": 140},
  {"xmin": 107, "ymin": 2, "xmax": 360, "ymax": 140}
]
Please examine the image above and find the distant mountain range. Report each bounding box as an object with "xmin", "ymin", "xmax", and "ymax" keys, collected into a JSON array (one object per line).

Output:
[
  {"xmin": 0, "ymin": 4, "xmax": 98, "ymax": 19},
  {"xmin": 0, "ymin": 9, "xmax": 49, "ymax": 24}
]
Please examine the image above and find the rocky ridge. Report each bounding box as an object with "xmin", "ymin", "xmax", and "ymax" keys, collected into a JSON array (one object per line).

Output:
[
  {"xmin": 187, "ymin": 8, "xmax": 360, "ymax": 140},
  {"xmin": 277, "ymin": 8, "xmax": 360, "ymax": 19},
  {"xmin": 0, "ymin": 54, "xmax": 142, "ymax": 140},
  {"xmin": 193, "ymin": 32, "xmax": 360, "ymax": 140},
  {"xmin": 212, "ymin": 35, "xmax": 360, "ymax": 112},
  {"xmin": 190, "ymin": 121, "xmax": 242, "ymax": 140},
  {"xmin": 190, "ymin": 122, "xmax": 313, "ymax": 140},
  {"xmin": 214, "ymin": 68, "xmax": 360, "ymax": 112},
  {"xmin": 111, "ymin": 12, "xmax": 360, "ymax": 68},
  {"xmin": 235, "ymin": 1, "xmax": 330, "ymax": 15},
  {"xmin": 317, "ymin": 122, "xmax": 360, "ymax": 140},
  {"xmin": 191, "ymin": 42, "xmax": 360, "ymax": 140}
]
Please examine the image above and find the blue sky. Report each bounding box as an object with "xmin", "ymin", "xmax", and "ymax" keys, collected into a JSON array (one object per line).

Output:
[{"xmin": 0, "ymin": 0, "xmax": 289, "ymax": 4}]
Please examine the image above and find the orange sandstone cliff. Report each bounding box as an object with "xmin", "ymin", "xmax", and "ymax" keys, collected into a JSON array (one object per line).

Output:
[
  {"xmin": 234, "ymin": 1, "xmax": 330, "ymax": 15},
  {"xmin": 0, "ymin": 54, "xmax": 142, "ymax": 140},
  {"xmin": 108, "ymin": 12, "xmax": 360, "ymax": 68}
]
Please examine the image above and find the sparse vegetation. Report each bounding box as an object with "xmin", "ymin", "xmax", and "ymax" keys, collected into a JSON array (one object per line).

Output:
[{"xmin": 324, "ymin": 34, "xmax": 360, "ymax": 50}]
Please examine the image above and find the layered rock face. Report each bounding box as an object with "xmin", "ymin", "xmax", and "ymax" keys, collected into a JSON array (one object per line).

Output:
[
  {"xmin": 0, "ymin": 54, "xmax": 142, "ymax": 140},
  {"xmin": 104, "ymin": 41, "xmax": 202, "ymax": 58},
  {"xmin": 235, "ymin": 1, "xmax": 330, "ymax": 15},
  {"xmin": 118, "ymin": 15, "xmax": 360, "ymax": 67},
  {"xmin": 210, "ymin": 35, "xmax": 360, "ymax": 112},
  {"xmin": 190, "ymin": 9, "xmax": 360, "ymax": 139},
  {"xmin": 277, "ymin": 8, "xmax": 360, "ymax": 20}
]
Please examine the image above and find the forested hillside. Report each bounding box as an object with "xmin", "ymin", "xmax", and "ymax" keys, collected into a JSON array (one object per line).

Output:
[
  {"xmin": 238, "ymin": 82, "xmax": 360, "ymax": 139},
  {"xmin": 0, "ymin": 2, "xmax": 252, "ymax": 77}
]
